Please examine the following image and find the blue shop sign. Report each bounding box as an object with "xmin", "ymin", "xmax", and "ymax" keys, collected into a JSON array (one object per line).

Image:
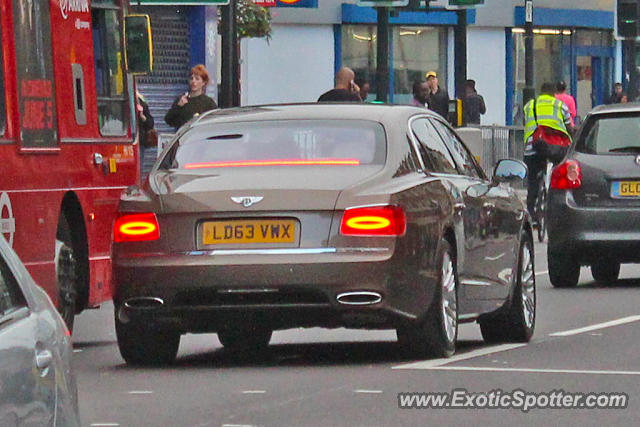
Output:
[{"xmin": 276, "ymin": 0, "xmax": 318, "ymax": 7}]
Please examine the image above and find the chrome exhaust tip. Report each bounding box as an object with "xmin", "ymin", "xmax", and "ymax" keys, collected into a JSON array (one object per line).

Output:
[
  {"xmin": 336, "ymin": 291, "xmax": 382, "ymax": 306},
  {"xmin": 123, "ymin": 297, "xmax": 165, "ymax": 309}
]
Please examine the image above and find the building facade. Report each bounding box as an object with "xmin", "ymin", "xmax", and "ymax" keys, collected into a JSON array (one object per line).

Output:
[{"xmin": 241, "ymin": 0, "xmax": 618, "ymax": 126}]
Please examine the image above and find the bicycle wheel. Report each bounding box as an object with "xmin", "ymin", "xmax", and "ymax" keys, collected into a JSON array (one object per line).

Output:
[{"xmin": 536, "ymin": 180, "xmax": 547, "ymax": 243}]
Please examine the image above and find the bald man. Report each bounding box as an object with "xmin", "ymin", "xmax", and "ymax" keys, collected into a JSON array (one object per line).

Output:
[{"xmin": 318, "ymin": 67, "xmax": 362, "ymax": 102}]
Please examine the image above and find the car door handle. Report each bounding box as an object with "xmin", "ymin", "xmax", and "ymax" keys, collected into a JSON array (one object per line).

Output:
[{"xmin": 35, "ymin": 349, "xmax": 53, "ymax": 371}]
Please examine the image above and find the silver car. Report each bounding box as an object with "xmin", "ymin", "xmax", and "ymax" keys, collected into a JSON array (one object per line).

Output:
[{"xmin": 0, "ymin": 235, "xmax": 80, "ymax": 426}]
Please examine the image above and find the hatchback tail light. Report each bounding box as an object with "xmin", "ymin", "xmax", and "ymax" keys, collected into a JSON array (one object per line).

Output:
[
  {"xmin": 340, "ymin": 205, "xmax": 406, "ymax": 236},
  {"xmin": 550, "ymin": 160, "xmax": 582, "ymax": 190},
  {"xmin": 114, "ymin": 213, "xmax": 160, "ymax": 242}
]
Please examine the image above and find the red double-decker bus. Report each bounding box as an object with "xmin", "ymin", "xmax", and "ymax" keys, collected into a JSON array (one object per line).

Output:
[{"xmin": 0, "ymin": 0, "xmax": 151, "ymax": 330}]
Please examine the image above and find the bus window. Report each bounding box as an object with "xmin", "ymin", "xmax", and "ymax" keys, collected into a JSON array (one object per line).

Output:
[
  {"xmin": 11, "ymin": 0, "xmax": 58, "ymax": 148},
  {"xmin": 92, "ymin": 1, "xmax": 127, "ymax": 136},
  {"xmin": 0, "ymin": 19, "xmax": 5, "ymax": 136}
]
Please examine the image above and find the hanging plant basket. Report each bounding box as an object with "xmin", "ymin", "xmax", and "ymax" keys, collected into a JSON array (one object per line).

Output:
[{"xmin": 236, "ymin": 0, "xmax": 272, "ymax": 40}]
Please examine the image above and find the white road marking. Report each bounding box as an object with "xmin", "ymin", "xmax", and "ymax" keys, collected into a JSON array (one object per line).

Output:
[
  {"xmin": 419, "ymin": 366, "xmax": 640, "ymax": 376},
  {"xmin": 127, "ymin": 390, "xmax": 153, "ymax": 395},
  {"xmin": 73, "ymin": 349, "xmax": 83, "ymax": 353},
  {"xmin": 354, "ymin": 390, "xmax": 383, "ymax": 394},
  {"xmin": 549, "ymin": 315, "xmax": 640, "ymax": 337},
  {"xmin": 242, "ymin": 390, "xmax": 266, "ymax": 394},
  {"xmin": 392, "ymin": 343, "xmax": 527, "ymax": 369},
  {"xmin": 90, "ymin": 424, "xmax": 120, "ymax": 427},
  {"xmin": 535, "ymin": 270, "xmax": 548, "ymax": 276}
]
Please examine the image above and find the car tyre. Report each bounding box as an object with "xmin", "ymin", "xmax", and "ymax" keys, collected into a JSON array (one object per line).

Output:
[
  {"xmin": 548, "ymin": 251, "xmax": 579, "ymax": 288},
  {"xmin": 591, "ymin": 261, "xmax": 620, "ymax": 284},
  {"xmin": 479, "ymin": 233, "xmax": 536, "ymax": 343},
  {"xmin": 217, "ymin": 327, "xmax": 272, "ymax": 352},
  {"xmin": 115, "ymin": 315, "xmax": 180, "ymax": 366},
  {"xmin": 56, "ymin": 216, "xmax": 78, "ymax": 332},
  {"xmin": 397, "ymin": 239, "xmax": 458, "ymax": 358}
]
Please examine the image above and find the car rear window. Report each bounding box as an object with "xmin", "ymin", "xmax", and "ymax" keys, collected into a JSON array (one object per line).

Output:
[
  {"xmin": 161, "ymin": 120, "xmax": 387, "ymax": 170},
  {"xmin": 578, "ymin": 113, "xmax": 640, "ymax": 154}
]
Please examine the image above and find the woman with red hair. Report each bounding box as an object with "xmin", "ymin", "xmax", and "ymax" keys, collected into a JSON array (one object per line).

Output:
[{"xmin": 165, "ymin": 64, "xmax": 217, "ymax": 130}]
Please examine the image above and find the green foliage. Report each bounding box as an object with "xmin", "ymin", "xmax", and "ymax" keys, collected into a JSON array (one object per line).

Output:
[{"xmin": 236, "ymin": 0, "xmax": 272, "ymax": 40}]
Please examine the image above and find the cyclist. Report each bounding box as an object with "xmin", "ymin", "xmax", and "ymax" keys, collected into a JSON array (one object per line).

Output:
[{"xmin": 523, "ymin": 82, "xmax": 574, "ymax": 223}]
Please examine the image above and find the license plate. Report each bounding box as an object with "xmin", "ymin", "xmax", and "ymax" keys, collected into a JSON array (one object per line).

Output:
[
  {"xmin": 202, "ymin": 219, "xmax": 297, "ymax": 245},
  {"xmin": 612, "ymin": 181, "xmax": 640, "ymax": 197}
]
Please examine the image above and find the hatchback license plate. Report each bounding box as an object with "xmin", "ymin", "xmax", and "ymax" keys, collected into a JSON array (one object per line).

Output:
[
  {"xmin": 612, "ymin": 181, "xmax": 640, "ymax": 197},
  {"xmin": 202, "ymin": 219, "xmax": 297, "ymax": 245}
]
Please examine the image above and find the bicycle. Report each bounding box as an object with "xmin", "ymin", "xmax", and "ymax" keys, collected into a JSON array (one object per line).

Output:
[{"xmin": 533, "ymin": 161, "xmax": 552, "ymax": 243}]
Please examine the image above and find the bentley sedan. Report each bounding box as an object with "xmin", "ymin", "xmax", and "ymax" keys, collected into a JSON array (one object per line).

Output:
[{"xmin": 112, "ymin": 104, "xmax": 535, "ymax": 365}]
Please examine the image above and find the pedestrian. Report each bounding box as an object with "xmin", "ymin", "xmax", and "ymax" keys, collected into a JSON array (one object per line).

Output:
[
  {"xmin": 136, "ymin": 91, "xmax": 155, "ymax": 170},
  {"xmin": 355, "ymin": 77, "xmax": 371, "ymax": 102},
  {"xmin": 425, "ymin": 71, "xmax": 450, "ymax": 119},
  {"xmin": 462, "ymin": 79, "xmax": 486, "ymax": 125},
  {"xmin": 621, "ymin": 93, "xmax": 629, "ymax": 103},
  {"xmin": 411, "ymin": 80, "xmax": 429, "ymax": 107},
  {"xmin": 164, "ymin": 64, "xmax": 217, "ymax": 130},
  {"xmin": 318, "ymin": 67, "xmax": 362, "ymax": 102},
  {"xmin": 554, "ymin": 81, "xmax": 577, "ymax": 126},
  {"xmin": 607, "ymin": 82, "xmax": 624, "ymax": 104},
  {"xmin": 522, "ymin": 82, "xmax": 573, "ymax": 223}
]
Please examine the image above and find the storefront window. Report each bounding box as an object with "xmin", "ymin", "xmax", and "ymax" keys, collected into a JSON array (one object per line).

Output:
[
  {"xmin": 92, "ymin": 0, "xmax": 127, "ymax": 136},
  {"xmin": 342, "ymin": 25, "xmax": 447, "ymax": 103},
  {"xmin": 512, "ymin": 32, "xmax": 570, "ymax": 125},
  {"xmin": 392, "ymin": 26, "xmax": 447, "ymax": 104}
]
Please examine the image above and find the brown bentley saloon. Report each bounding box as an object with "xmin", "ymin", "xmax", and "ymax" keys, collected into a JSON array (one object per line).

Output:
[{"xmin": 112, "ymin": 103, "xmax": 535, "ymax": 365}]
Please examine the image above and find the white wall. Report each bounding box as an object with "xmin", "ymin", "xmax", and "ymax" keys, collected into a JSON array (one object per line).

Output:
[
  {"xmin": 241, "ymin": 24, "xmax": 335, "ymax": 106},
  {"xmin": 467, "ymin": 27, "xmax": 506, "ymax": 125}
]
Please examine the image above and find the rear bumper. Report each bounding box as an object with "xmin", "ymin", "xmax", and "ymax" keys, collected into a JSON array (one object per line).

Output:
[
  {"xmin": 547, "ymin": 191, "xmax": 640, "ymax": 262},
  {"xmin": 112, "ymin": 247, "xmax": 434, "ymax": 332}
]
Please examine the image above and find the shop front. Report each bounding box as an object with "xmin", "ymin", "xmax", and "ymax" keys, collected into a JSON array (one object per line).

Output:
[
  {"xmin": 507, "ymin": 7, "xmax": 615, "ymax": 126},
  {"xmin": 340, "ymin": 4, "xmax": 474, "ymax": 103}
]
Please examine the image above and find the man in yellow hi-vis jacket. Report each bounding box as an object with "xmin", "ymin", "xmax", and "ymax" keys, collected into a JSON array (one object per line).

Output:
[{"xmin": 523, "ymin": 82, "xmax": 574, "ymax": 222}]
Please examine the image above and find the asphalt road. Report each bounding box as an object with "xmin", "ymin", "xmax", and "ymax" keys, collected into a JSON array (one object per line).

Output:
[{"xmin": 72, "ymin": 241, "xmax": 640, "ymax": 427}]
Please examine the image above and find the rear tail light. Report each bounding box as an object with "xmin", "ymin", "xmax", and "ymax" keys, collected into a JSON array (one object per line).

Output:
[
  {"xmin": 114, "ymin": 213, "xmax": 160, "ymax": 242},
  {"xmin": 340, "ymin": 205, "xmax": 406, "ymax": 236},
  {"xmin": 550, "ymin": 160, "xmax": 582, "ymax": 190}
]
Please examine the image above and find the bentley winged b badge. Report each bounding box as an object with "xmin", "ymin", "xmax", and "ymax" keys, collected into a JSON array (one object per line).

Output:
[{"xmin": 231, "ymin": 196, "xmax": 264, "ymax": 208}]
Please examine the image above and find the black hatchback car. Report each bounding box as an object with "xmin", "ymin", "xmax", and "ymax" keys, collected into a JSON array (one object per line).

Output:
[{"xmin": 547, "ymin": 103, "xmax": 640, "ymax": 287}]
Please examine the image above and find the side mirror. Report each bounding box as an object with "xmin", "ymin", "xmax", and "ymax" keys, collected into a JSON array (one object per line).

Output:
[
  {"xmin": 492, "ymin": 159, "xmax": 527, "ymax": 184},
  {"xmin": 124, "ymin": 15, "xmax": 153, "ymax": 74}
]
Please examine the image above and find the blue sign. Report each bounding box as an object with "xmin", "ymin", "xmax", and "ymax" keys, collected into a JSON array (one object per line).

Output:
[{"xmin": 276, "ymin": 0, "xmax": 318, "ymax": 7}]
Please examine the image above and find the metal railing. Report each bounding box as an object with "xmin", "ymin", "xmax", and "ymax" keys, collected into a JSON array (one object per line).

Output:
[{"xmin": 476, "ymin": 125, "xmax": 525, "ymax": 175}]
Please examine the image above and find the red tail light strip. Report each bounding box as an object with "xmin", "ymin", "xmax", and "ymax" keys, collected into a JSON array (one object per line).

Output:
[
  {"xmin": 184, "ymin": 158, "xmax": 361, "ymax": 169},
  {"xmin": 114, "ymin": 213, "xmax": 160, "ymax": 242},
  {"xmin": 340, "ymin": 205, "xmax": 406, "ymax": 236}
]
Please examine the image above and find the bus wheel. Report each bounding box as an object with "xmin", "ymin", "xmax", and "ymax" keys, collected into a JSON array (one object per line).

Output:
[{"xmin": 56, "ymin": 219, "xmax": 78, "ymax": 332}]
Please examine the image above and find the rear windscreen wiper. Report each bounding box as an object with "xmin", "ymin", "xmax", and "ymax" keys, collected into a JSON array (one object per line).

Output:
[{"xmin": 609, "ymin": 146, "xmax": 640, "ymax": 153}]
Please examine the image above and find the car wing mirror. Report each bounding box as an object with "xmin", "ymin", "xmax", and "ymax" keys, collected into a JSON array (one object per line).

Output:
[{"xmin": 492, "ymin": 159, "xmax": 528, "ymax": 185}]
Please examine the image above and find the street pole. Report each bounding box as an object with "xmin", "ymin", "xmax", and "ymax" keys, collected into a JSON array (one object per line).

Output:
[
  {"xmin": 627, "ymin": 39, "xmax": 639, "ymax": 101},
  {"xmin": 220, "ymin": 0, "xmax": 238, "ymax": 108},
  {"xmin": 523, "ymin": 0, "xmax": 535, "ymax": 106},
  {"xmin": 375, "ymin": 7, "xmax": 389, "ymax": 103},
  {"xmin": 454, "ymin": 9, "xmax": 467, "ymax": 100}
]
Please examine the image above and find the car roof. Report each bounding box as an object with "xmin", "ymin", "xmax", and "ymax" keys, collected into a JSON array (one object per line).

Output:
[
  {"xmin": 589, "ymin": 102, "xmax": 640, "ymax": 116},
  {"xmin": 187, "ymin": 103, "xmax": 440, "ymax": 127}
]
